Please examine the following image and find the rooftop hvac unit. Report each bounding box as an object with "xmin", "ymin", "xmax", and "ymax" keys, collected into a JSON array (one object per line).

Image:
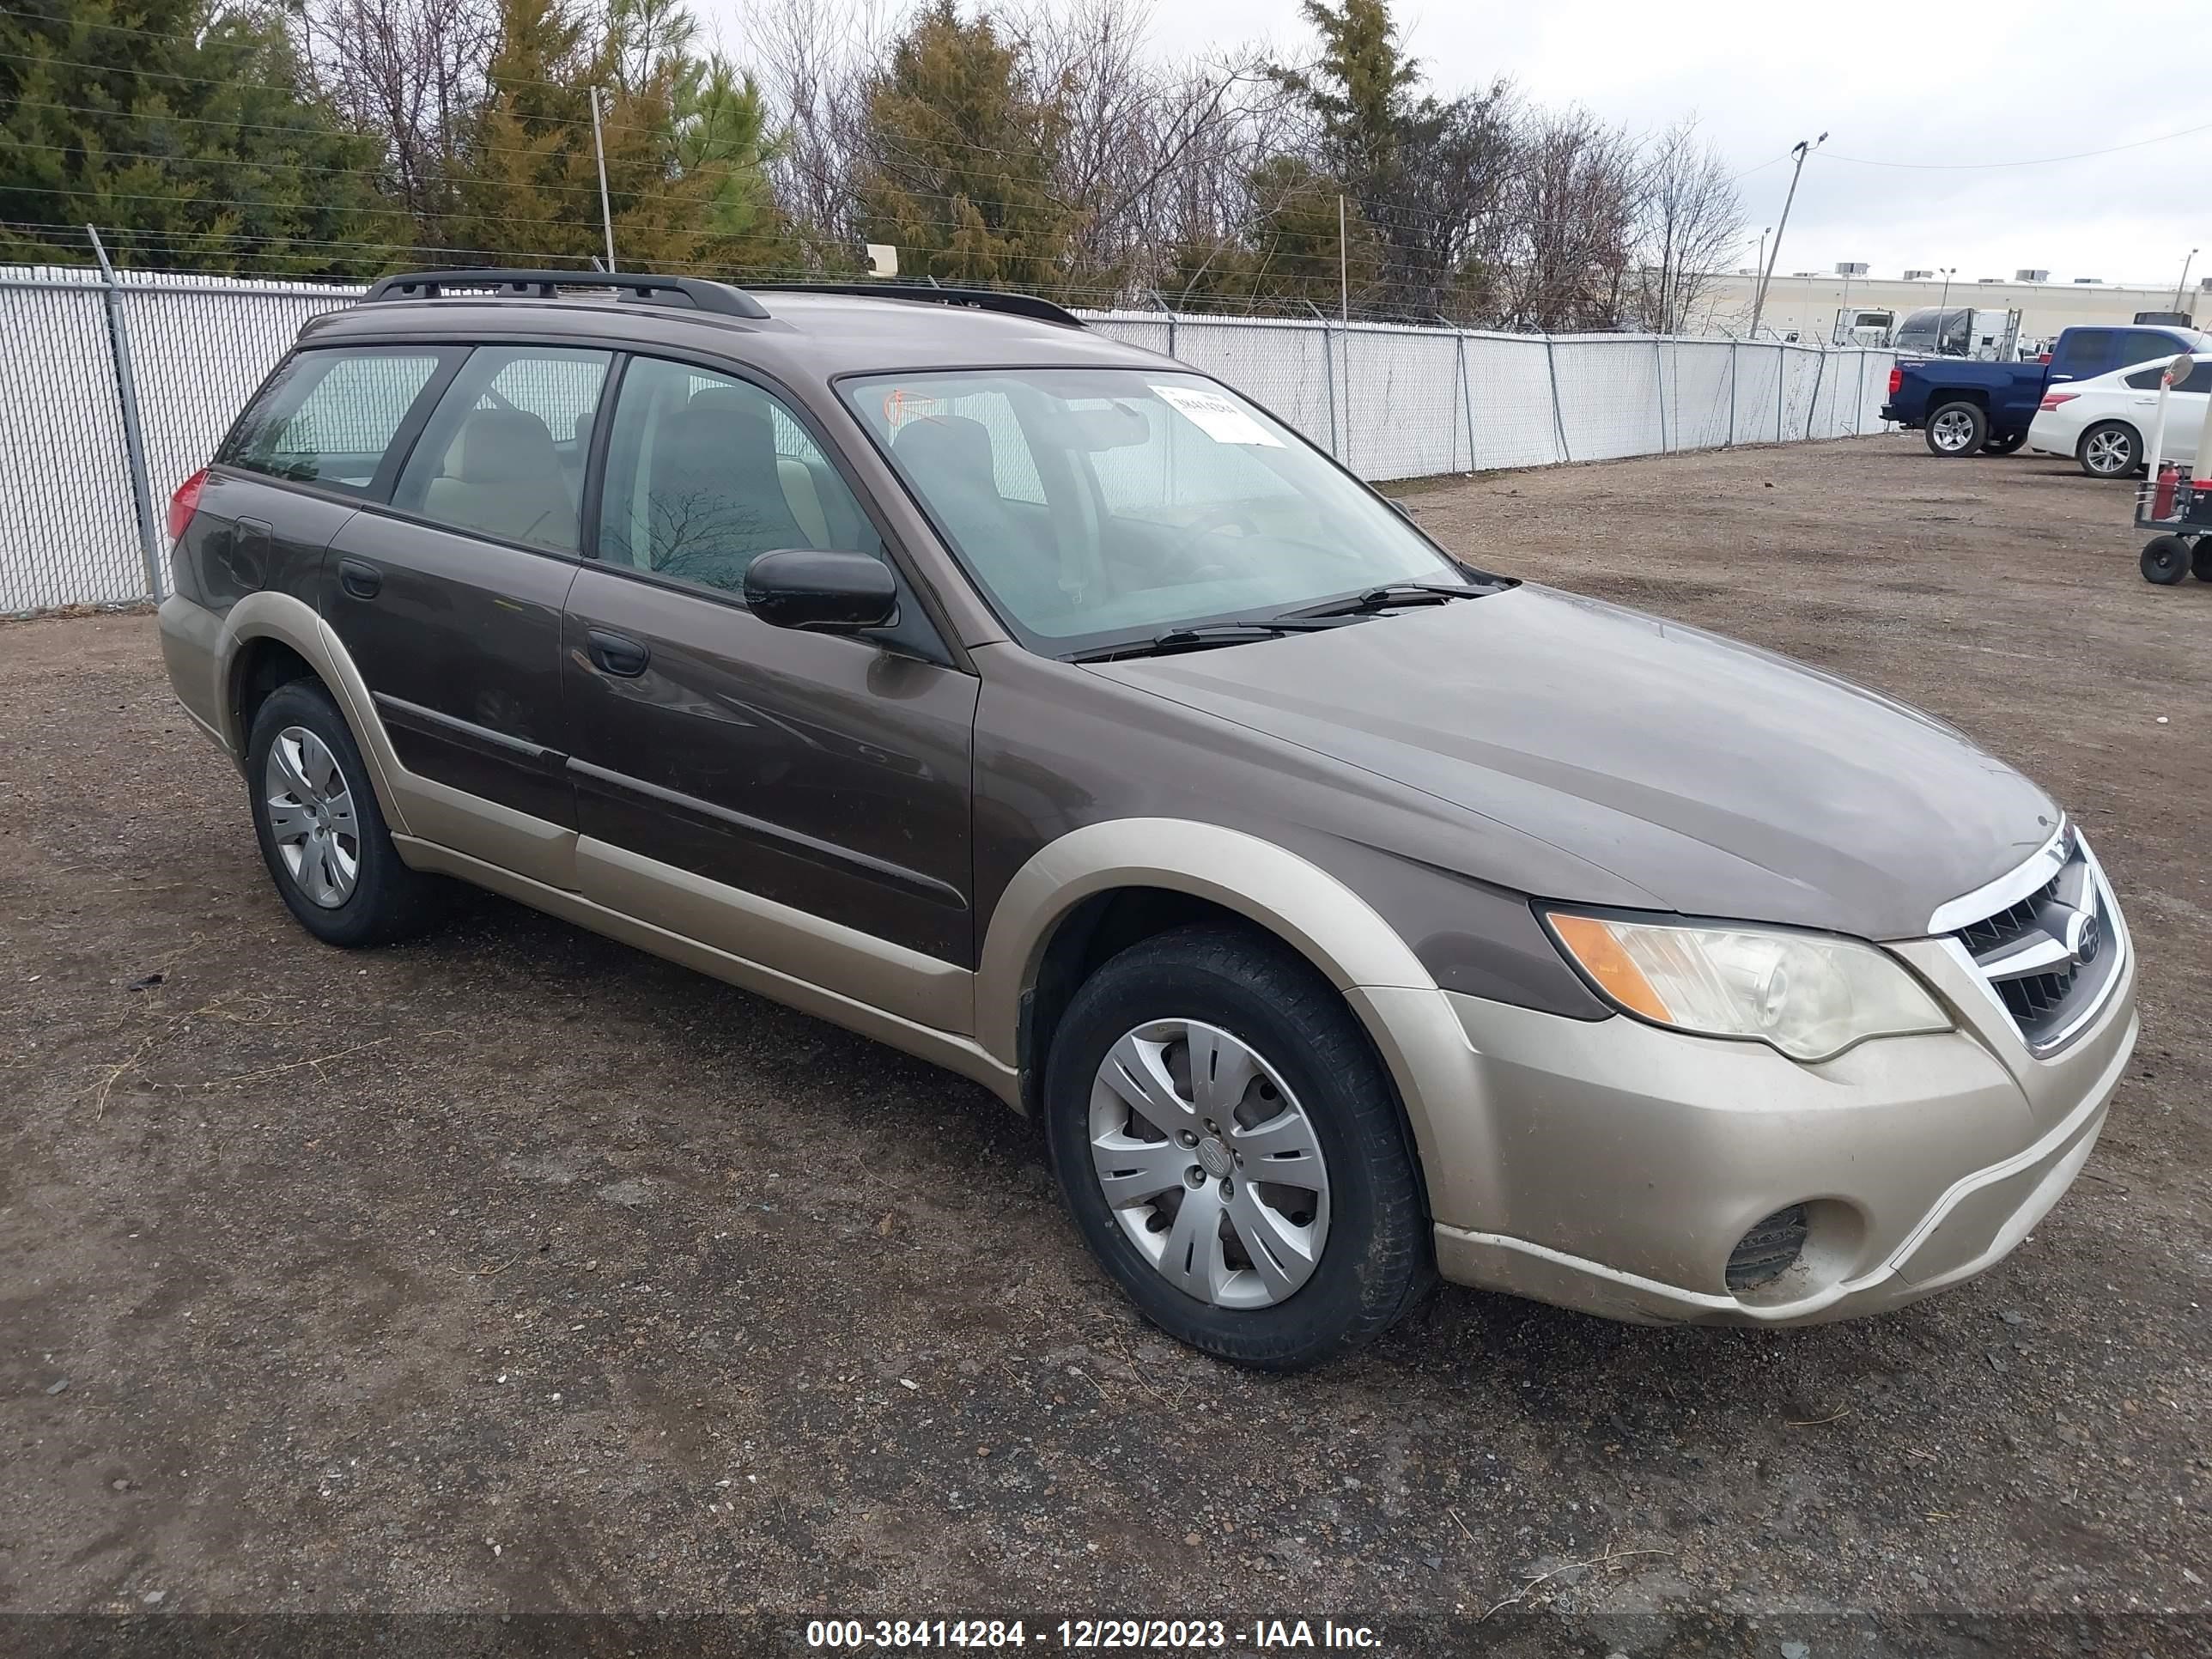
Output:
[
  {"xmin": 1835, "ymin": 262, "xmax": 1869, "ymax": 276},
  {"xmin": 2014, "ymin": 269, "xmax": 2050, "ymax": 283},
  {"xmin": 2201, "ymin": 276, "xmax": 2212, "ymax": 292},
  {"xmin": 1903, "ymin": 269, "xmax": 1935, "ymax": 280},
  {"xmin": 2075, "ymin": 276, "xmax": 2102, "ymax": 283},
  {"xmin": 1977, "ymin": 276, "xmax": 2002, "ymax": 283}
]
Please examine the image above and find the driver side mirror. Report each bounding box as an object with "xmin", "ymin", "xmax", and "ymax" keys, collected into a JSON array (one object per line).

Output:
[{"xmin": 743, "ymin": 549, "xmax": 898, "ymax": 633}]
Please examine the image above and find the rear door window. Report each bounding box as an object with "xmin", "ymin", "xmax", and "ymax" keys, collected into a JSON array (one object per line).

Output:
[
  {"xmin": 221, "ymin": 348, "xmax": 452, "ymax": 493},
  {"xmin": 392, "ymin": 347, "xmax": 613, "ymax": 554}
]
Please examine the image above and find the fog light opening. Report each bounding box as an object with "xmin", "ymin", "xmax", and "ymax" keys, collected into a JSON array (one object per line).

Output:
[{"xmin": 1727, "ymin": 1204, "xmax": 1810, "ymax": 1292}]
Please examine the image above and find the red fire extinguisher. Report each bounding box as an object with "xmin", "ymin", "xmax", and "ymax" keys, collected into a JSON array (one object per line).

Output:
[{"xmin": 2154, "ymin": 461, "xmax": 2181, "ymax": 520}]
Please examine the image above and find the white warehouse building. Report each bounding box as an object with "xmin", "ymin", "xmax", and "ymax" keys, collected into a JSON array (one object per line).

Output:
[{"xmin": 1698, "ymin": 268, "xmax": 2204, "ymax": 343}]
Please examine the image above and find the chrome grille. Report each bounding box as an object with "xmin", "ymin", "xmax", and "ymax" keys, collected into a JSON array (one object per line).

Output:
[{"xmin": 1942, "ymin": 829, "xmax": 2123, "ymax": 1055}]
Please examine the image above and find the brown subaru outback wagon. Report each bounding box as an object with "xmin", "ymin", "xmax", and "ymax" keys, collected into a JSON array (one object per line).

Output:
[{"xmin": 160, "ymin": 270, "xmax": 2136, "ymax": 1369}]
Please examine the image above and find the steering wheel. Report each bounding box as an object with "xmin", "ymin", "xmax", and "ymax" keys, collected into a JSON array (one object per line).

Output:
[{"xmin": 1164, "ymin": 504, "xmax": 1264, "ymax": 577}]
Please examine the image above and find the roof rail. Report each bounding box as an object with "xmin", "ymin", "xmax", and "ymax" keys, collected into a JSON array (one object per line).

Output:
[
  {"xmin": 361, "ymin": 268, "xmax": 769, "ymax": 320},
  {"xmin": 746, "ymin": 282, "xmax": 1085, "ymax": 329}
]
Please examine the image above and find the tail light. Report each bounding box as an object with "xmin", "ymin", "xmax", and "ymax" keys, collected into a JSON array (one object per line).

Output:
[
  {"xmin": 2038, "ymin": 392, "xmax": 2077, "ymax": 412},
  {"xmin": 2039, "ymin": 352, "xmax": 2052, "ymax": 363},
  {"xmin": 1887, "ymin": 367, "xmax": 1903, "ymax": 398},
  {"xmin": 167, "ymin": 468, "xmax": 208, "ymax": 543}
]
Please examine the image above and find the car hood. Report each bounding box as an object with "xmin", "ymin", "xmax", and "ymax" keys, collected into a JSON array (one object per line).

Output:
[{"xmin": 1091, "ymin": 585, "xmax": 2059, "ymax": 940}]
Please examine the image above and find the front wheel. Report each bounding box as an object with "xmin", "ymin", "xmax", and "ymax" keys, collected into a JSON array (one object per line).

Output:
[
  {"xmin": 2193, "ymin": 539, "xmax": 2212, "ymax": 582},
  {"xmin": 1043, "ymin": 923, "xmax": 1431, "ymax": 1370},
  {"xmin": 1924, "ymin": 401, "xmax": 1987, "ymax": 456},
  {"xmin": 2078, "ymin": 422, "xmax": 2141, "ymax": 479},
  {"xmin": 1980, "ymin": 429, "xmax": 2026, "ymax": 455},
  {"xmin": 2142, "ymin": 537, "xmax": 2192, "ymax": 585}
]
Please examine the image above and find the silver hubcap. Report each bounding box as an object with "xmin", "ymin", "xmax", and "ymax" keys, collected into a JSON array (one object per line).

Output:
[
  {"xmin": 2085, "ymin": 430, "xmax": 2130, "ymax": 473},
  {"xmin": 264, "ymin": 726, "xmax": 360, "ymax": 908},
  {"xmin": 1931, "ymin": 410, "xmax": 1977, "ymax": 451},
  {"xmin": 1088, "ymin": 1019, "xmax": 1331, "ymax": 1310}
]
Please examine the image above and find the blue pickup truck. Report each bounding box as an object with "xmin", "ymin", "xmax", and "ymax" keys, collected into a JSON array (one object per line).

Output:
[{"xmin": 1882, "ymin": 323, "xmax": 2206, "ymax": 459}]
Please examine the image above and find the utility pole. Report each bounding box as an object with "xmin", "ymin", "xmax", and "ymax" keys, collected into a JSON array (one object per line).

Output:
[
  {"xmin": 1750, "ymin": 133, "xmax": 1826, "ymax": 339},
  {"xmin": 1338, "ymin": 194, "xmax": 1350, "ymax": 326},
  {"xmin": 591, "ymin": 87, "xmax": 617, "ymax": 273},
  {"xmin": 2176, "ymin": 247, "xmax": 2199, "ymax": 310},
  {"xmin": 1338, "ymin": 194, "xmax": 1352, "ymax": 471}
]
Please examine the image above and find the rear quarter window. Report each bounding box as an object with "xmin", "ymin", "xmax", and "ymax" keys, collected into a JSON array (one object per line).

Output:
[{"xmin": 221, "ymin": 348, "xmax": 451, "ymax": 494}]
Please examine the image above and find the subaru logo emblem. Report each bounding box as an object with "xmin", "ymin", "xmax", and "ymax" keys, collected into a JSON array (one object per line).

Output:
[
  {"xmin": 2061, "ymin": 908, "xmax": 2102, "ymax": 967},
  {"xmin": 2074, "ymin": 915, "xmax": 2100, "ymax": 966}
]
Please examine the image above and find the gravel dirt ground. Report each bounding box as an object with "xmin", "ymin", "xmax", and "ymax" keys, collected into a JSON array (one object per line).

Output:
[{"xmin": 3, "ymin": 433, "xmax": 2208, "ymax": 1657}]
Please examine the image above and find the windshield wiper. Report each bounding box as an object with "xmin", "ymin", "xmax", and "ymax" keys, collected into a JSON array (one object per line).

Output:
[
  {"xmin": 1285, "ymin": 581, "xmax": 1492, "ymax": 619},
  {"xmin": 1068, "ymin": 618, "xmax": 1354, "ymax": 663}
]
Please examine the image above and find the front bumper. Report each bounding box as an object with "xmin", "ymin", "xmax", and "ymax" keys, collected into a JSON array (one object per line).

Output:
[{"xmin": 1414, "ymin": 928, "xmax": 2137, "ymax": 1326}]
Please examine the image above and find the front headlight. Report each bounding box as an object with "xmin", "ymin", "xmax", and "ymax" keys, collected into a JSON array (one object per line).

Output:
[{"xmin": 1544, "ymin": 912, "xmax": 1951, "ymax": 1062}]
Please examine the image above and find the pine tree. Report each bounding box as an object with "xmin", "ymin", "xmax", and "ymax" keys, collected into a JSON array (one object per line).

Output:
[
  {"xmin": 442, "ymin": 0, "xmax": 783, "ymax": 273},
  {"xmin": 0, "ymin": 0, "xmax": 407, "ymax": 274},
  {"xmin": 854, "ymin": 0, "xmax": 1077, "ymax": 292}
]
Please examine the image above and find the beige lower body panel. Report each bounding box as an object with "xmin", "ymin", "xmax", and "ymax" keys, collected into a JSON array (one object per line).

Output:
[{"xmin": 393, "ymin": 835, "xmax": 1013, "ymax": 1104}]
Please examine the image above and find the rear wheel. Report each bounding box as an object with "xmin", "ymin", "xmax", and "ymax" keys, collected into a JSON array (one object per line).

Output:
[
  {"xmin": 2078, "ymin": 422, "xmax": 2141, "ymax": 479},
  {"xmin": 1925, "ymin": 401, "xmax": 1986, "ymax": 456},
  {"xmin": 1043, "ymin": 923, "xmax": 1431, "ymax": 1371},
  {"xmin": 1980, "ymin": 429, "xmax": 2026, "ymax": 455},
  {"xmin": 246, "ymin": 679, "xmax": 449, "ymax": 946},
  {"xmin": 2142, "ymin": 537, "xmax": 2192, "ymax": 585}
]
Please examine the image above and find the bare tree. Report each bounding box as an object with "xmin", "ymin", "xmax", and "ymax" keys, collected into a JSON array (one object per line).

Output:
[
  {"xmin": 730, "ymin": 0, "xmax": 896, "ymax": 268},
  {"xmin": 1632, "ymin": 117, "xmax": 1742, "ymax": 334},
  {"xmin": 1012, "ymin": 0, "xmax": 1285, "ymax": 295},
  {"xmin": 295, "ymin": 0, "xmax": 499, "ymax": 243},
  {"xmin": 1498, "ymin": 106, "xmax": 1640, "ymax": 332}
]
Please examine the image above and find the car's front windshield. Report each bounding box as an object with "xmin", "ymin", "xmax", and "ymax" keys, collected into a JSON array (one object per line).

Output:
[{"xmin": 841, "ymin": 368, "xmax": 1471, "ymax": 654}]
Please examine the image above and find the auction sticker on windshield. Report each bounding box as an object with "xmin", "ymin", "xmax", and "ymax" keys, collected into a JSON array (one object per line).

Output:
[{"xmin": 1151, "ymin": 384, "xmax": 1284, "ymax": 446}]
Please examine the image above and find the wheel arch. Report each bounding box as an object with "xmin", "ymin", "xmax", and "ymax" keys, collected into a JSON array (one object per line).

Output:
[
  {"xmin": 214, "ymin": 592, "xmax": 412, "ymax": 836},
  {"xmin": 1926, "ymin": 387, "xmax": 1990, "ymax": 410},
  {"xmin": 979, "ymin": 820, "xmax": 1498, "ymax": 1222}
]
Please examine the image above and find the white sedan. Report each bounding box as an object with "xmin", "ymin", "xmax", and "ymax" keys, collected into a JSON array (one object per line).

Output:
[{"xmin": 2029, "ymin": 354, "xmax": 2212, "ymax": 478}]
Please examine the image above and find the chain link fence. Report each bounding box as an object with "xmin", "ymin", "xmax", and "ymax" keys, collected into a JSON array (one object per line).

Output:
[{"xmin": 2, "ymin": 264, "xmax": 1896, "ymax": 617}]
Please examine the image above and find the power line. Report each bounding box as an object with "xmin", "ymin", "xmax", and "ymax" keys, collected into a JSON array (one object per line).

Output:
[
  {"xmin": 3, "ymin": 137, "xmax": 672, "ymax": 204},
  {"xmin": 1819, "ymin": 120, "xmax": 2212, "ymax": 171},
  {"xmin": 0, "ymin": 13, "xmax": 639, "ymax": 103},
  {"xmin": 4, "ymin": 96, "xmax": 653, "ymax": 166},
  {"xmin": 0, "ymin": 47, "xmax": 621, "ymax": 138}
]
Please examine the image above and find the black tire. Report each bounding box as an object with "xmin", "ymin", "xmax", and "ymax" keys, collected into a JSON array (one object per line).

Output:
[
  {"xmin": 2077, "ymin": 421, "xmax": 2141, "ymax": 479},
  {"xmin": 2141, "ymin": 537, "xmax": 2191, "ymax": 585},
  {"xmin": 245, "ymin": 679, "xmax": 449, "ymax": 946},
  {"xmin": 2194, "ymin": 539, "xmax": 2212, "ymax": 583},
  {"xmin": 1042, "ymin": 922, "xmax": 1431, "ymax": 1371},
  {"xmin": 1979, "ymin": 429, "xmax": 2026, "ymax": 455},
  {"xmin": 1923, "ymin": 400, "xmax": 1987, "ymax": 457}
]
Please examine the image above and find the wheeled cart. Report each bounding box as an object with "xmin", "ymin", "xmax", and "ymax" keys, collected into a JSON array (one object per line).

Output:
[{"xmin": 2135, "ymin": 350, "xmax": 2212, "ymax": 585}]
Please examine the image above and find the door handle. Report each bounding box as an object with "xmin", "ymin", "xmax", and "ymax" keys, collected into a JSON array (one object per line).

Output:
[
  {"xmin": 337, "ymin": 557, "xmax": 381, "ymax": 599},
  {"xmin": 586, "ymin": 628, "xmax": 650, "ymax": 678}
]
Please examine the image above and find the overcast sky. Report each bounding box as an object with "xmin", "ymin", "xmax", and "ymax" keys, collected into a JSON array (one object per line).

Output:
[
  {"xmin": 718, "ymin": 0, "xmax": 2204, "ymax": 290},
  {"xmin": 1152, "ymin": 0, "xmax": 2202, "ymax": 288}
]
